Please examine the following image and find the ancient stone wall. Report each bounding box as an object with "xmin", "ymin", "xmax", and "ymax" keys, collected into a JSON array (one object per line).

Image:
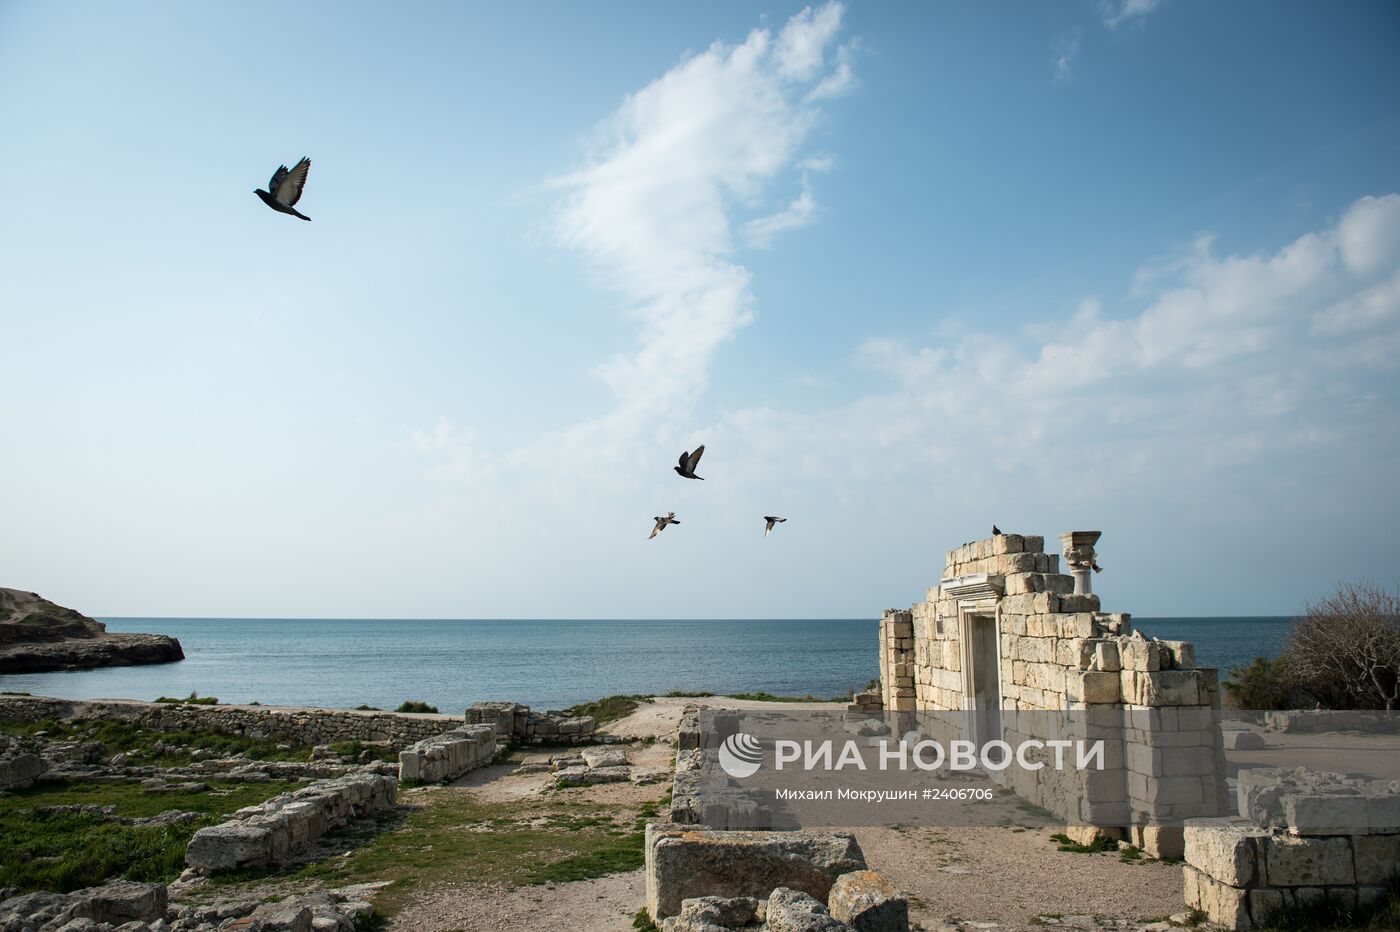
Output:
[
  {"xmin": 397, "ymin": 725, "xmax": 497, "ymax": 783},
  {"xmin": 876, "ymin": 531, "xmax": 1227, "ymax": 857},
  {"xmin": 0, "ymin": 695, "xmax": 462, "ymax": 748},
  {"xmin": 184, "ymin": 771, "xmax": 397, "ymax": 872},
  {"xmin": 1183, "ymin": 767, "xmax": 1400, "ymax": 929},
  {"xmin": 465, "ymin": 701, "xmax": 596, "ymax": 744}
]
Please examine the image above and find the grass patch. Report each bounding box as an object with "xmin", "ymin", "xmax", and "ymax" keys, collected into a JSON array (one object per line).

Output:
[
  {"xmin": 0, "ymin": 717, "xmax": 312, "ymax": 766},
  {"xmin": 1049, "ymin": 832, "xmax": 1119, "ymax": 854},
  {"xmin": 1119, "ymin": 844, "xmax": 1145, "ymax": 863},
  {"xmin": 328, "ymin": 740, "xmax": 398, "ymax": 764},
  {"xmin": 633, "ymin": 908, "xmax": 661, "ymax": 931},
  {"xmin": 155, "ymin": 691, "xmax": 219, "ymax": 705},
  {"xmin": 353, "ymin": 705, "xmax": 383, "ymax": 711},
  {"xmin": 0, "ymin": 778, "xmax": 306, "ymax": 893},
  {"xmin": 394, "ymin": 701, "xmax": 438, "ymax": 714},
  {"xmin": 280, "ymin": 788, "xmax": 658, "ymax": 916},
  {"xmin": 660, "ymin": 690, "xmax": 714, "ymax": 698},
  {"xmin": 562, "ymin": 694, "xmax": 652, "ymax": 726}
]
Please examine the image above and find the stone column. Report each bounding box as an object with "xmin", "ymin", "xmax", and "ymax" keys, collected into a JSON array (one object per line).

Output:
[{"xmin": 1059, "ymin": 531, "xmax": 1102, "ymax": 596}]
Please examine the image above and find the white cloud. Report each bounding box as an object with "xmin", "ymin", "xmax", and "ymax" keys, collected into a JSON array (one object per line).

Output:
[
  {"xmin": 548, "ymin": 2, "xmax": 854, "ymax": 460},
  {"xmin": 1053, "ymin": 28, "xmax": 1082, "ymax": 82},
  {"xmin": 1101, "ymin": 0, "xmax": 1163, "ymax": 29},
  {"xmin": 743, "ymin": 175, "xmax": 818, "ymax": 247},
  {"xmin": 722, "ymin": 191, "xmax": 1400, "ymax": 506},
  {"xmin": 1336, "ymin": 193, "xmax": 1400, "ymax": 275}
]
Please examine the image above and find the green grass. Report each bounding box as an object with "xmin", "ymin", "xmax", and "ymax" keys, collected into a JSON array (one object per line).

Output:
[
  {"xmin": 661, "ymin": 690, "xmax": 715, "ymax": 698},
  {"xmin": 632, "ymin": 908, "xmax": 661, "ymax": 931},
  {"xmin": 394, "ymin": 701, "xmax": 439, "ymax": 714},
  {"xmin": 1049, "ymin": 832, "xmax": 1120, "ymax": 854},
  {"xmin": 0, "ymin": 717, "xmax": 313, "ymax": 765},
  {"xmin": 328, "ymin": 740, "xmax": 399, "ymax": 764},
  {"xmin": 0, "ymin": 778, "xmax": 306, "ymax": 893},
  {"xmin": 155, "ymin": 691, "xmax": 219, "ymax": 705},
  {"xmin": 275, "ymin": 788, "xmax": 657, "ymax": 916},
  {"xmin": 562, "ymin": 694, "xmax": 652, "ymax": 725}
]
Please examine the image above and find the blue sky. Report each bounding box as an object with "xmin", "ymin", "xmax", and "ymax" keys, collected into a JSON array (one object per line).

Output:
[{"xmin": 1, "ymin": 1, "xmax": 1398, "ymax": 619}]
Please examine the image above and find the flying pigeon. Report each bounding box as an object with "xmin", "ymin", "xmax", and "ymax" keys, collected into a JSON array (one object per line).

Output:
[
  {"xmin": 1092, "ymin": 560, "xmax": 1104, "ymax": 573},
  {"xmin": 255, "ymin": 157, "xmax": 312, "ymax": 221},
  {"xmin": 992, "ymin": 525, "xmax": 1002, "ymax": 536},
  {"xmin": 649, "ymin": 513, "xmax": 680, "ymax": 540},
  {"xmin": 674, "ymin": 445, "xmax": 705, "ymax": 480},
  {"xmin": 763, "ymin": 516, "xmax": 787, "ymax": 538}
]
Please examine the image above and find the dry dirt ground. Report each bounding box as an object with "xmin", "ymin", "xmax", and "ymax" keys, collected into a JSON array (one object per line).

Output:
[{"xmin": 376, "ymin": 697, "xmax": 1187, "ymax": 932}]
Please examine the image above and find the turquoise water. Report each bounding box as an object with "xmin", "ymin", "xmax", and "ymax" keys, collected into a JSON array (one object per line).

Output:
[{"xmin": 0, "ymin": 616, "xmax": 1292, "ymax": 711}]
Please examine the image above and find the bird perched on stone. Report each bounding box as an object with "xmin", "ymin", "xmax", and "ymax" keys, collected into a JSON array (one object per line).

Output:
[
  {"xmin": 254, "ymin": 157, "xmax": 312, "ymax": 221},
  {"xmin": 649, "ymin": 513, "xmax": 680, "ymax": 539},
  {"xmin": 674, "ymin": 445, "xmax": 705, "ymax": 480},
  {"xmin": 992, "ymin": 525, "xmax": 1002, "ymax": 536},
  {"xmin": 763, "ymin": 516, "xmax": 786, "ymax": 538}
]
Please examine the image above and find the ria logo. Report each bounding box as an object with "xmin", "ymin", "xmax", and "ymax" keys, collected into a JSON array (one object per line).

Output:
[{"xmin": 718, "ymin": 732, "xmax": 763, "ymax": 778}]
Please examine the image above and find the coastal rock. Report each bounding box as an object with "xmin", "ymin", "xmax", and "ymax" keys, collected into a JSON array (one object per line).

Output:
[
  {"xmin": 0, "ymin": 589, "xmax": 182, "ymax": 674},
  {"xmin": 0, "ymin": 881, "xmax": 166, "ymax": 930}
]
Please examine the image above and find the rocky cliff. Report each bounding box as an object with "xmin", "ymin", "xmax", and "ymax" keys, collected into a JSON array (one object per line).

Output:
[{"xmin": 0, "ymin": 588, "xmax": 183, "ymax": 674}]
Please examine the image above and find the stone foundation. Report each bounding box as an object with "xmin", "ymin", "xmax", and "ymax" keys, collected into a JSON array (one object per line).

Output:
[
  {"xmin": 397, "ymin": 725, "xmax": 497, "ymax": 783},
  {"xmin": 1182, "ymin": 768, "xmax": 1400, "ymax": 929},
  {"xmin": 184, "ymin": 771, "xmax": 397, "ymax": 872},
  {"xmin": 0, "ymin": 694, "xmax": 464, "ymax": 749}
]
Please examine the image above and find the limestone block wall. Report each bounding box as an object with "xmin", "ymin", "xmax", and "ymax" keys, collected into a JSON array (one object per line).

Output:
[
  {"xmin": 1183, "ymin": 768, "xmax": 1400, "ymax": 929},
  {"xmin": 0, "ymin": 695, "xmax": 463, "ymax": 748},
  {"xmin": 184, "ymin": 771, "xmax": 397, "ymax": 872},
  {"xmin": 876, "ymin": 532, "xmax": 1227, "ymax": 855},
  {"xmin": 397, "ymin": 725, "xmax": 497, "ymax": 783},
  {"xmin": 466, "ymin": 701, "xmax": 596, "ymax": 744}
]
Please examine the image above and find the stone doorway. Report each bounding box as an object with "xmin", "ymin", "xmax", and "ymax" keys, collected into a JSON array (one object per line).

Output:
[{"xmin": 963, "ymin": 613, "xmax": 1003, "ymax": 750}]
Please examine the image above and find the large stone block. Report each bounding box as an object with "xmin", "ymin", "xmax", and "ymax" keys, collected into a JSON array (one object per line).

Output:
[
  {"xmin": 827, "ymin": 870, "xmax": 908, "ymax": 932},
  {"xmin": 1354, "ymin": 833, "xmax": 1400, "ymax": 884},
  {"xmin": 1262, "ymin": 834, "xmax": 1354, "ymax": 886},
  {"xmin": 1283, "ymin": 793, "xmax": 1368, "ymax": 836},
  {"xmin": 1182, "ymin": 865, "xmax": 1252, "ymax": 930},
  {"xmin": 1183, "ymin": 818, "xmax": 1264, "ymax": 886},
  {"xmin": 645, "ymin": 824, "xmax": 866, "ymax": 919}
]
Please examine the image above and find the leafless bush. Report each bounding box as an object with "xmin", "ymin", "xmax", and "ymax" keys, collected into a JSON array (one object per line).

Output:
[{"xmin": 1287, "ymin": 581, "xmax": 1400, "ymax": 710}]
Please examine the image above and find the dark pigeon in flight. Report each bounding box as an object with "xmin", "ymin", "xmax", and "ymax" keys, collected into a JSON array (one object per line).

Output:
[
  {"xmin": 675, "ymin": 445, "xmax": 705, "ymax": 480},
  {"xmin": 1092, "ymin": 560, "xmax": 1104, "ymax": 573},
  {"xmin": 255, "ymin": 157, "xmax": 312, "ymax": 221},
  {"xmin": 763, "ymin": 516, "xmax": 787, "ymax": 538},
  {"xmin": 649, "ymin": 512, "xmax": 680, "ymax": 540},
  {"xmin": 992, "ymin": 525, "xmax": 1002, "ymax": 536}
]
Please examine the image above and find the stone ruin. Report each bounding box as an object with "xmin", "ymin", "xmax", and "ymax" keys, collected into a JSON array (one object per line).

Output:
[
  {"xmin": 1182, "ymin": 767, "xmax": 1400, "ymax": 929},
  {"xmin": 397, "ymin": 723, "xmax": 496, "ymax": 783},
  {"xmin": 465, "ymin": 700, "xmax": 597, "ymax": 744},
  {"xmin": 875, "ymin": 530, "xmax": 1227, "ymax": 858}
]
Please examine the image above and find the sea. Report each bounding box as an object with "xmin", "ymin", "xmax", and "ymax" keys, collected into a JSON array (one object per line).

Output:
[{"xmin": 0, "ymin": 616, "xmax": 1293, "ymax": 713}]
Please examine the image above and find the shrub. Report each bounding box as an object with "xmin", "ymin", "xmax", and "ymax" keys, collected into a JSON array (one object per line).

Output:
[
  {"xmin": 1224, "ymin": 657, "xmax": 1303, "ymax": 711},
  {"xmin": 154, "ymin": 691, "xmax": 218, "ymax": 706},
  {"xmin": 1287, "ymin": 581, "xmax": 1400, "ymax": 710},
  {"xmin": 395, "ymin": 701, "xmax": 438, "ymax": 714}
]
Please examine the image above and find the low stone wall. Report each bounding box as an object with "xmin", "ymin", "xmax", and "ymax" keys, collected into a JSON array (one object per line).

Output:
[
  {"xmin": 0, "ymin": 694, "xmax": 463, "ymax": 749},
  {"xmin": 466, "ymin": 701, "xmax": 596, "ymax": 744},
  {"xmin": 847, "ymin": 688, "xmax": 882, "ymax": 714},
  {"xmin": 398, "ymin": 725, "xmax": 496, "ymax": 783},
  {"xmin": 1263, "ymin": 710, "xmax": 1396, "ymax": 734},
  {"xmin": 1182, "ymin": 767, "xmax": 1400, "ymax": 929},
  {"xmin": 645, "ymin": 823, "xmax": 868, "ymax": 919},
  {"xmin": 184, "ymin": 772, "xmax": 397, "ymax": 872}
]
